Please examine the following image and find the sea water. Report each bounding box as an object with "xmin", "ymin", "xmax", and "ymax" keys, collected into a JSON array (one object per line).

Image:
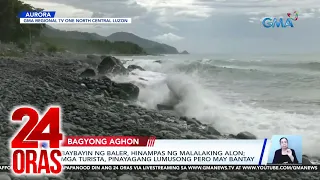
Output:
[{"xmin": 110, "ymin": 53, "xmax": 320, "ymax": 160}]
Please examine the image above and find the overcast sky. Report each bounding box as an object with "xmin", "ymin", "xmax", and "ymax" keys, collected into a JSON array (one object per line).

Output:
[{"xmin": 23, "ymin": 0, "xmax": 320, "ymax": 54}]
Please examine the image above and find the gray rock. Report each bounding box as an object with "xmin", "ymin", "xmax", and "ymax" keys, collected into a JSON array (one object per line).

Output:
[
  {"xmin": 130, "ymin": 113, "xmax": 140, "ymax": 120},
  {"xmin": 63, "ymin": 122, "xmax": 77, "ymax": 130},
  {"xmin": 80, "ymin": 68, "xmax": 96, "ymax": 77},
  {"xmin": 103, "ymin": 172, "xmax": 117, "ymax": 178},
  {"xmin": 185, "ymin": 117, "xmax": 201, "ymax": 126},
  {"xmin": 0, "ymin": 174, "xmax": 11, "ymax": 180},
  {"xmin": 141, "ymin": 115, "xmax": 153, "ymax": 121},
  {"xmin": 105, "ymin": 111, "xmax": 120, "ymax": 119},
  {"xmin": 100, "ymin": 55, "xmax": 107, "ymax": 60},
  {"xmin": 159, "ymin": 130, "xmax": 177, "ymax": 138},
  {"xmin": 218, "ymin": 172, "xmax": 228, "ymax": 180},
  {"xmin": 87, "ymin": 172, "xmax": 99, "ymax": 177},
  {"xmin": 234, "ymin": 172, "xmax": 247, "ymax": 180},
  {"xmin": 204, "ymin": 135, "xmax": 220, "ymax": 139},
  {"xmin": 0, "ymin": 157, "xmax": 8, "ymax": 163},
  {"xmin": 127, "ymin": 65, "xmax": 145, "ymax": 71},
  {"xmin": 236, "ymin": 131, "xmax": 257, "ymax": 139},
  {"xmin": 85, "ymin": 178, "xmax": 102, "ymax": 180},
  {"xmin": 71, "ymin": 172, "xmax": 82, "ymax": 179},
  {"xmin": 178, "ymin": 172, "xmax": 188, "ymax": 179},
  {"xmin": 118, "ymin": 174, "xmax": 134, "ymax": 180},
  {"xmin": 122, "ymin": 130, "xmax": 133, "ymax": 135},
  {"xmin": 25, "ymin": 176, "xmax": 49, "ymax": 180},
  {"xmin": 114, "ymin": 83, "xmax": 139, "ymax": 100},
  {"xmin": 187, "ymin": 172, "xmax": 198, "ymax": 178},
  {"xmin": 156, "ymin": 174, "xmax": 167, "ymax": 180},
  {"xmin": 165, "ymin": 126, "xmax": 182, "ymax": 134},
  {"xmin": 206, "ymin": 126, "xmax": 221, "ymax": 136},
  {"xmin": 125, "ymin": 120, "xmax": 136, "ymax": 126},
  {"xmin": 98, "ymin": 56, "xmax": 127, "ymax": 75},
  {"xmin": 122, "ymin": 115, "xmax": 131, "ymax": 120},
  {"xmin": 271, "ymin": 173, "xmax": 278, "ymax": 179}
]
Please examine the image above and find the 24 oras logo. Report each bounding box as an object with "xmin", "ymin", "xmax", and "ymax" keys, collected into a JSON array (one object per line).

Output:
[
  {"xmin": 9, "ymin": 105, "xmax": 64, "ymax": 176},
  {"xmin": 262, "ymin": 11, "xmax": 298, "ymax": 28}
]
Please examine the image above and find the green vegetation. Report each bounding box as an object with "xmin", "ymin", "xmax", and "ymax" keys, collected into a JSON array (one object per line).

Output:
[
  {"xmin": 0, "ymin": 0, "xmax": 178, "ymax": 55},
  {"xmin": 106, "ymin": 32, "xmax": 179, "ymax": 54},
  {"xmin": 44, "ymin": 42, "xmax": 58, "ymax": 53},
  {"xmin": 17, "ymin": 41, "xmax": 26, "ymax": 50},
  {"xmin": 0, "ymin": 0, "xmax": 45, "ymax": 43},
  {"xmin": 37, "ymin": 37, "xmax": 146, "ymax": 54},
  {"xmin": 41, "ymin": 26, "xmax": 105, "ymax": 41},
  {"xmin": 42, "ymin": 27, "xmax": 180, "ymax": 55},
  {"xmin": 0, "ymin": 0, "xmax": 147, "ymax": 55}
]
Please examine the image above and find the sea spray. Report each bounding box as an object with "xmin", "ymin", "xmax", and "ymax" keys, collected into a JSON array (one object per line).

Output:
[
  {"xmin": 165, "ymin": 73, "xmax": 237, "ymax": 132},
  {"xmin": 110, "ymin": 55, "xmax": 320, "ymax": 158}
]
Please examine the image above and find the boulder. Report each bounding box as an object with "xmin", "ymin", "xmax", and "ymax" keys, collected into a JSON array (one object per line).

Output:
[
  {"xmin": 100, "ymin": 55, "xmax": 107, "ymax": 60},
  {"xmin": 79, "ymin": 68, "xmax": 96, "ymax": 77},
  {"xmin": 235, "ymin": 131, "xmax": 257, "ymax": 139},
  {"xmin": 206, "ymin": 125, "xmax": 221, "ymax": 136},
  {"xmin": 114, "ymin": 82, "xmax": 139, "ymax": 100},
  {"xmin": 97, "ymin": 56, "xmax": 127, "ymax": 75},
  {"xmin": 127, "ymin": 65, "xmax": 145, "ymax": 71},
  {"xmin": 118, "ymin": 174, "xmax": 134, "ymax": 180},
  {"xmin": 131, "ymin": 82, "xmax": 147, "ymax": 88},
  {"xmin": 154, "ymin": 60, "xmax": 162, "ymax": 64},
  {"xmin": 227, "ymin": 134, "xmax": 237, "ymax": 139}
]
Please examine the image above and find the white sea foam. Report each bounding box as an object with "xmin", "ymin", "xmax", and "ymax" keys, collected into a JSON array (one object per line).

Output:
[{"xmin": 110, "ymin": 55, "xmax": 320, "ymax": 158}]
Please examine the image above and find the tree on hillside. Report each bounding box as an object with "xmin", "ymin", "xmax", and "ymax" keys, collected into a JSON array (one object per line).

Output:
[{"xmin": 0, "ymin": 0, "xmax": 45, "ymax": 43}]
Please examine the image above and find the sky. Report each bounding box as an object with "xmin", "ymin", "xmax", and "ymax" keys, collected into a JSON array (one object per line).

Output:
[{"xmin": 23, "ymin": 0, "xmax": 320, "ymax": 54}]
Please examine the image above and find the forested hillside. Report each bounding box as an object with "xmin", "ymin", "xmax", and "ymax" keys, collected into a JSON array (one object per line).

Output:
[{"xmin": 0, "ymin": 0, "xmax": 146, "ymax": 55}]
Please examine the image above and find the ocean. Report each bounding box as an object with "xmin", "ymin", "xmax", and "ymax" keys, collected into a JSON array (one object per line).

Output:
[{"xmin": 111, "ymin": 54, "xmax": 320, "ymax": 159}]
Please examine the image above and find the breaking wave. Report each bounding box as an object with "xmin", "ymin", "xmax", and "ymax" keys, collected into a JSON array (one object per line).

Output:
[{"xmin": 111, "ymin": 55, "xmax": 320, "ymax": 158}]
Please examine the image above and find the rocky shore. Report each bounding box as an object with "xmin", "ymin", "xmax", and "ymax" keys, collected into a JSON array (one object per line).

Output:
[{"xmin": 0, "ymin": 53, "xmax": 318, "ymax": 180}]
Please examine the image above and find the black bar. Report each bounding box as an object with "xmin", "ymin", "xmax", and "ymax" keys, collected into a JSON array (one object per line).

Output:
[{"xmin": 1, "ymin": 165, "xmax": 319, "ymax": 172}]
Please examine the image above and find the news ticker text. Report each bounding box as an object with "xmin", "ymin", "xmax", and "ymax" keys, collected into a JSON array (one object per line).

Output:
[{"xmin": 0, "ymin": 165, "xmax": 318, "ymax": 172}]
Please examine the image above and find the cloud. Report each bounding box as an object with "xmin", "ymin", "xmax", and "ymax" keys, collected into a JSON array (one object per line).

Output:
[
  {"xmin": 24, "ymin": 0, "xmax": 98, "ymax": 30},
  {"xmin": 24, "ymin": 0, "xmax": 320, "ymax": 29},
  {"xmin": 157, "ymin": 21, "xmax": 179, "ymax": 30},
  {"xmin": 24, "ymin": 0, "xmax": 215, "ymax": 29},
  {"xmin": 135, "ymin": 0, "xmax": 215, "ymax": 20},
  {"xmin": 25, "ymin": 0, "xmax": 92, "ymax": 18},
  {"xmin": 153, "ymin": 33, "xmax": 184, "ymax": 42},
  {"xmin": 21, "ymin": 0, "xmax": 320, "ymax": 53},
  {"xmin": 26, "ymin": 0, "xmax": 143, "ymax": 19},
  {"xmin": 300, "ymin": 12, "xmax": 315, "ymax": 18}
]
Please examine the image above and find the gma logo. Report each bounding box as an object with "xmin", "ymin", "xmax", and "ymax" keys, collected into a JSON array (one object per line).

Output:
[{"xmin": 262, "ymin": 18, "xmax": 294, "ymax": 28}]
